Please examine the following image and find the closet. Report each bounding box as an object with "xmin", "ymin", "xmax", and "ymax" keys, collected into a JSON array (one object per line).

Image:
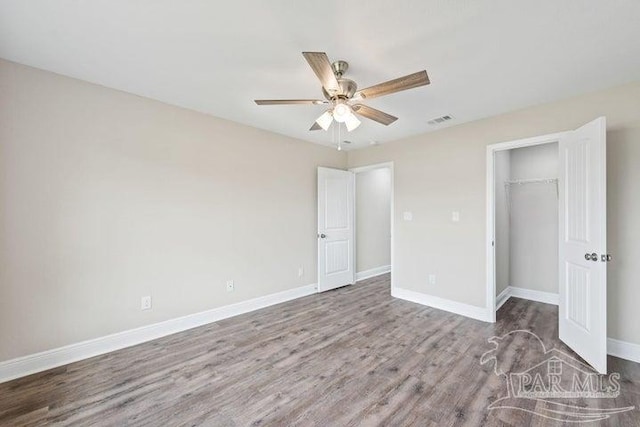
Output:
[{"xmin": 495, "ymin": 142, "xmax": 559, "ymax": 310}]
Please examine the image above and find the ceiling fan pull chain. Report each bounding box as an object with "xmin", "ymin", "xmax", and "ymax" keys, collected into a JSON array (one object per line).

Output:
[{"xmin": 331, "ymin": 119, "xmax": 336, "ymax": 146}]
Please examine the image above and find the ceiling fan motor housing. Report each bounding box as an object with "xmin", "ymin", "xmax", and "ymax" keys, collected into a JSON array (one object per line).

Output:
[
  {"xmin": 321, "ymin": 60, "xmax": 357, "ymax": 100},
  {"xmin": 322, "ymin": 79, "xmax": 358, "ymax": 100}
]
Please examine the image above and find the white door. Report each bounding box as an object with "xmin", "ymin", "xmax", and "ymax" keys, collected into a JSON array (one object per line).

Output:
[
  {"xmin": 317, "ymin": 167, "xmax": 355, "ymax": 292},
  {"xmin": 558, "ymin": 117, "xmax": 607, "ymax": 374}
]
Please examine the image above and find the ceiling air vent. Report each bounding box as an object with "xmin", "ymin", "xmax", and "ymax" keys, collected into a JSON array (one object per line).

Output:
[{"xmin": 428, "ymin": 115, "xmax": 453, "ymax": 126}]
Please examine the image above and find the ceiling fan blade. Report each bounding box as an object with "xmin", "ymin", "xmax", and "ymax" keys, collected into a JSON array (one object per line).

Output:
[
  {"xmin": 309, "ymin": 122, "xmax": 322, "ymax": 131},
  {"xmin": 355, "ymin": 70, "xmax": 430, "ymax": 100},
  {"xmin": 254, "ymin": 99, "xmax": 327, "ymax": 105},
  {"xmin": 352, "ymin": 104, "xmax": 398, "ymax": 126},
  {"xmin": 302, "ymin": 52, "xmax": 340, "ymax": 93}
]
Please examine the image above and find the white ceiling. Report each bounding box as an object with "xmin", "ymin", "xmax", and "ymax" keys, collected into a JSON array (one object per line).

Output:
[{"xmin": 1, "ymin": 1, "xmax": 639, "ymax": 150}]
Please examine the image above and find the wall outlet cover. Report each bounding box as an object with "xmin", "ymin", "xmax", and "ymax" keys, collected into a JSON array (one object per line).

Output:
[
  {"xmin": 141, "ymin": 296, "xmax": 152, "ymax": 310},
  {"xmin": 403, "ymin": 211, "xmax": 413, "ymax": 221},
  {"xmin": 226, "ymin": 280, "xmax": 234, "ymax": 292}
]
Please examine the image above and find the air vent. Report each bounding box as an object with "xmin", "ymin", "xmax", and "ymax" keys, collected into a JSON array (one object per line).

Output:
[
  {"xmin": 427, "ymin": 115, "xmax": 453, "ymax": 126},
  {"xmin": 336, "ymin": 140, "xmax": 352, "ymax": 151}
]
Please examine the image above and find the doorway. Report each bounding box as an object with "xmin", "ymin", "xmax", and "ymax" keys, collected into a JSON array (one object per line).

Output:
[
  {"xmin": 351, "ymin": 163, "xmax": 393, "ymax": 287},
  {"xmin": 494, "ymin": 142, "xmax": 560, "ymax": 311},
  {"xmin": 316, "ymin": 162, "xmax": 394, "ymax": 293},
  {"xmin": 486, "ymin": 118, "xmax": 608, "ymax": 373}
]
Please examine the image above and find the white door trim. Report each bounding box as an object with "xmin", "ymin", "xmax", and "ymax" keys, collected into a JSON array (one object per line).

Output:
[
  {"xmin": 349, "ymin": 162, "xmax": 395, "ymax": 293},
  {"xmin": 485, "ymin": 132, "xmax": 568, "ymax": 322}
]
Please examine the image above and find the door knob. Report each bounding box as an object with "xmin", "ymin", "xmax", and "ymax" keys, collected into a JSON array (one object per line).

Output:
[{"xmin": 319, "ymin": 233, "xmax": 326, "ymax": 239}]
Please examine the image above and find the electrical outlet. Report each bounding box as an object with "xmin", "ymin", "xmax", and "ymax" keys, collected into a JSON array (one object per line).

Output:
[
  {"xmin": 141, "ymin": 296, "xmax": 152, "ymax": 310},
  {"xmin": 403, "ymin": 211, "xmax": 413, "ymax": 221},
  {"xmin": 452, "ymin": 211, "xmax": 460, "ymax": 222},
  {"xmin": 226, "ymin": 280, "xmax": 234, "ymax": 292},
  {"xmin": 298, "ymin": 266, "xmax": 304, "ymax": 278},
  {"xmin": 428, "ymin": 274, "xmax": 437, "ymax": 285}
]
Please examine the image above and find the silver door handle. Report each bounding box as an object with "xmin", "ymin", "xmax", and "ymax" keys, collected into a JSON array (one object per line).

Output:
[
  {"xmin": 601, "ymin": 254, "xmax": 612, "ymax": 262},
  {"xmin": 585, "ymin": 253, "xmax": 598, "ymax": 261}
]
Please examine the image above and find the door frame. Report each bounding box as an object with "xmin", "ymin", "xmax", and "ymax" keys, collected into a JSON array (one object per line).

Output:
[
  {"xmin": 485, "ymin": 132, "xmax": 568, "ymax": 322},
  {"xmin": 349, "ymin": 162, "xmax": 395, "ymax": 293}
]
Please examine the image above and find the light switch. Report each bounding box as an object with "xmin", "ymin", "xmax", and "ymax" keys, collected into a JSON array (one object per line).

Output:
[
  {"xmin": 403, "ymin": 211, "xmax": 413, "ymax": 221},
  {"xmin": 452, "ymin": 211, "xmax": 460, "ymax": 222}
]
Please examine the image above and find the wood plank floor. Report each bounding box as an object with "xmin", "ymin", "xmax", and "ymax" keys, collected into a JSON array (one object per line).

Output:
[{"xmin": 1, "ymin": 274, "xmax": 639, "ymax": 426}]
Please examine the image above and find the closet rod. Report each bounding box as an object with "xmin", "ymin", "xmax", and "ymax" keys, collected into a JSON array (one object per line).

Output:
[
  {"xmin": 503, "ymin": 178, "xmax": 559, "ymax": 210},
  {"xmin": 505, "ymin": 178, "xmax": 558, "ymax": 185}
]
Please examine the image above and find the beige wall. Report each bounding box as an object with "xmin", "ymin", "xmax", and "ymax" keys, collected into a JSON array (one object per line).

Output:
[
  {"xmin": 348, "ymin": 81, "xmax": 640, "ymax": 345},
  {"xmin": 2, "ymin": 56, "xmax": 639, "ymax": 363},
  {"xmin": 509, "ymin": 143, "xmax": 558, "ymax": 295},
  {"xmin": 0, "ymin": 59, "xmax": 346, "ymax": 362},
  {"xmin": 355, "ymin": 167, "xmax": 391, "ymax": 273}
]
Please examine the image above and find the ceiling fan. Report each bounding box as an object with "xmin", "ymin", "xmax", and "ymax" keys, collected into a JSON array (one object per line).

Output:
[{"xmin": 254, "ymin": 52, "xmax": 430, "ymax": 132}]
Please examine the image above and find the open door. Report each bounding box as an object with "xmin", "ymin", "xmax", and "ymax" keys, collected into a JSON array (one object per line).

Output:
[
  {"xmin": 317, "ymin": 167, "xmax": 355, "ymax": 292},
  {"xmin": 559, "ymin": 117, "xmax": 607, "ymax": 374}
]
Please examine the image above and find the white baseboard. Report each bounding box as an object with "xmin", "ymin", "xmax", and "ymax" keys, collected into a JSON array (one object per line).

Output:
[
  {"xmin": 356, "ymin": 265, "xmax": 391, "ymax": 282},
  {"xmin": 496, "ymin": 287, "xmax": 511, "ymax": 310},
  {"xmin": 509, "ymin": 286, "xmax": 559, "ymax": 305},
  {"xmin": 0, "ymin": 283, "xmax": 317, "ymax": 384},
  {"xmin": 497, "ymin": 286, "xmax": 559, "ymax": 309},
  {"xmin": 392, "ymin": 287, "xmax": 491, "ymax": 322},
  {"xmin": 3, "ymin": 281, "xmax": 638, "ymax": 384},
  {"xmin": 608, "ymin": 338, "xmax": 640, "ymax": 364}
]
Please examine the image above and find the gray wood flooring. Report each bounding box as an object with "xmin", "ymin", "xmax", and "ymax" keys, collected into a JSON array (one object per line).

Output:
[{"xmin": 1, "ymin": 274, "xmax": 639, "ymax": 426}]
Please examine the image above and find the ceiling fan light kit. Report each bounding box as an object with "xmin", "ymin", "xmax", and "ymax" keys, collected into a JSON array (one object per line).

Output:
[
  {"xmin": 315, "ymin": 110, "xmax": 333, "ymax": 131},
  {"xmin": 344, "ymin": 113, "xmax": 361, "ymax": 132},
  {"xmin": 332, "ymin": 102, "xmax": 350, "ymax": 123},
  {"xmin": 254, "ymin": 51, "xmax": 430, "ymax": 139}
]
